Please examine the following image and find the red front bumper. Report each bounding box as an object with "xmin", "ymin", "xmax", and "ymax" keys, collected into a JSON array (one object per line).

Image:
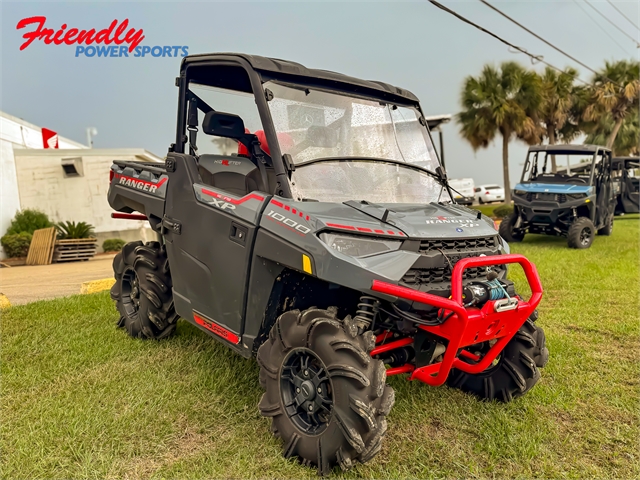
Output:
[{"xmin": 371, "ymin": 254, "xmax": 543, "ymax": 386}]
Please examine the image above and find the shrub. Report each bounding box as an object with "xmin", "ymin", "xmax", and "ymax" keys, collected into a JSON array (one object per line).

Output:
[
  {"xmin": 1, "ymin": 232, "xmax": 33, "ymax": 258},
  {"xmin": 6, "ymin": 209, "xmax": 52, "ymax": 235},
  {"xmin": 56, "ymin": 221, "xmax": 95, "ymax": 240},
  {"xmin": 102, "ymin": 238, "xmax": 126, "ymax": 253},
  {"xmin": 493, "ymin": 204, "xmax": 514, "ymax": 219}
]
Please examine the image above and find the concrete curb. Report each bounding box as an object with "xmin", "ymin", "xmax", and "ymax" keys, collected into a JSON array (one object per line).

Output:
[
  {"xmin": 0, "ymin": 293, "xmax": 11, "ymax": 309},
  {"xmin": 80, "ymin": 278, "xmax": 115, "ymax": 295}
]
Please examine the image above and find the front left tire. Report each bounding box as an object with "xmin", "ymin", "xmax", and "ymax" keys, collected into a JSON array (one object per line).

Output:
[{"xmin": 257, "ymin": 308, "xmax": 394, "ymax": 474}]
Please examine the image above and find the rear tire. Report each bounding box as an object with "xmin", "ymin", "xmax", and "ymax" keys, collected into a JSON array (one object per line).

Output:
[
  {"xmin": 597, "ymin": 214, "xmax": 613, "ymax": 236},
  {"xmin": 447, "ymin": 317, "xmax": 547, "ymax": 402},
  {"xmin": 110, "ymin": 240, "xmax": 178, "ymax": 339},
  {"xmin": 499, "ymin": 213, "xmax": 525, "ymax": 243},
  {"xmin": 567, "ymin": 217, "xmax": 595, "ymax": 249},
  {"xmin": 257, "ymin": 308, "xmax": 394, "ymax": 474}
]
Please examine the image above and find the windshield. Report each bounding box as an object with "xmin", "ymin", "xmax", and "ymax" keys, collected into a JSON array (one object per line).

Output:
[
  {"xmin": 265, "ymin": 81, "xmax": 449, "ymax": 203},
  {"xmin": 265, "ymin": 82, "xmax": 439, "ymax": 167},
  {"xmin": 290, "ymin": 160, "xmax": 449, "ymax": 204}
]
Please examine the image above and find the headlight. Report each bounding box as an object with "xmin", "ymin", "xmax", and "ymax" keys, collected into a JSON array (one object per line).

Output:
[
  {"xmin": 567, "ymin": 193, "xmax": 586, "ymax": 200},
  {"xmin": 319, "ymin": 232, "xmax": 402, "ymax": 258},
  {"xmin": 514, "ymin": 190, "xmax": 527, "ymax": 196}
]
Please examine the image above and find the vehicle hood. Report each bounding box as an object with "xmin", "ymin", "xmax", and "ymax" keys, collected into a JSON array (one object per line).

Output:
[
  {"xmin": 515, "ymin": 182, "xmax": 593, "ymax": 194},
  {"xmin": 300, "ymin": 202, "xmax": 498, "ymax": 239}
]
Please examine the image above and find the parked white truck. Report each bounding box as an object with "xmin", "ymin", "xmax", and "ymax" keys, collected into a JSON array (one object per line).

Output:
[{"xmin": 449, "ymin": 178, "xmax": 475, "ymax": 205}]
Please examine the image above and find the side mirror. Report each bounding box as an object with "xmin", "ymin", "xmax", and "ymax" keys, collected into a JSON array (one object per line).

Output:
[
  {"xmin": 306, "ymin": 125, "xmax": 338, "ymax": 148},
  {"xmin": 202, "ymin": 111, "xmax": 245, "ymax": 138}
]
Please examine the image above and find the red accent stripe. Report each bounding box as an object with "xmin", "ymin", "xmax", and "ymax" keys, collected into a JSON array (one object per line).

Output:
[
  {"xmin": 111, "ymin": 213, "xmax": 147, "ymax": 220},
  {"xmin": 201, "ymin": 189, "xmax": 265, "ymax": 205},
  {"xmin": 326, "ymin": 223, "xmax": 406, "ymax": 236},
  {"xmin": 193, "ymin": 312, "xmax": 240, "ymax": 344},
  {"xmin": 114, "ymin": 173, "xmax": 167, "ymax": 188},
  {"xmin": 269, "ymin": 199, "xmax": 313, "ymax": 224},
  {"xmin": 326, "ymin": 223, "xmax": 356, "ymax": 231}
]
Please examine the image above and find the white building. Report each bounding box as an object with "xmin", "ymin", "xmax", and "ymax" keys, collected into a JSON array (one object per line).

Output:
[{"xmin": 1, "ymin": 111, "xmax": 161, "ymax": 258}]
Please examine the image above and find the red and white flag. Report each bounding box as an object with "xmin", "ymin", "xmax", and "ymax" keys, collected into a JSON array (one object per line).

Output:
[{"xmin": 42, "ymin": 127, "xmax": 58, "ymax": 149}]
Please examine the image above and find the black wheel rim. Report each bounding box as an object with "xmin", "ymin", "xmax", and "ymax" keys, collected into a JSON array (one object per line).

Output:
[
  {"xmin": 121, "ymin": 268, "xmax": 141, "ymax": 318},
  {"xmin": 280, "ymin": 348, "xmax": 333, "ymax": 435},
  {"xmin": 580, "ymin": 226, "xmax": 592, "ymax": 245}
]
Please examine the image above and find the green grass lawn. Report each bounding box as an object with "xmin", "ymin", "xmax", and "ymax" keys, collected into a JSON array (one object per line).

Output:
[{"xmin": 2, "ymin": 216, "xmax": 639, "ymax": 478}]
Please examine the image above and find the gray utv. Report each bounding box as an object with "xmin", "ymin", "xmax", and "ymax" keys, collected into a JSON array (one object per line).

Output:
[{"xmin": 107, "ymin": 53, "xmax": 548, "ymax": 474}]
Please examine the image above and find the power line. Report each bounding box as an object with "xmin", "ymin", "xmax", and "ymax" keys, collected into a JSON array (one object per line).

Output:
[
  {"xmin": 606, "ymin": 0, "xmax": 640, "ymax": 33},
  {"xmin": 583, "ymin": 0, "xmax": 640, "ymax": 47},
  {"xmin": 572, "ymin": 0, "xmax": 633, "ymax": 55},
  {"xmin": 479, "ymin": 0, "xmax": 601, "ymax": 77},
  {"xmin": 425, "ymin": 0, "xmax": 592, "ymax": 85}
]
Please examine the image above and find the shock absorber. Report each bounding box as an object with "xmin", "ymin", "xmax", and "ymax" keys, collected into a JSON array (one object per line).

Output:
[{"xmin": 353, "ymin": 295, "xmax": 380, "ymax": 330}]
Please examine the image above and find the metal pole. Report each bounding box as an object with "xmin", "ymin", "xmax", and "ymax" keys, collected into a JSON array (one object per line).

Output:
[{"xmin": 439, "ymin": 130, "xmax": 445, "ymax": 168}]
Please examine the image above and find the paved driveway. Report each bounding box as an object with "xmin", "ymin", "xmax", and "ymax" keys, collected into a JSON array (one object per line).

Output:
[{"xmin": 0, "ymin": 254, "xmax": 116, "ymax": 305}]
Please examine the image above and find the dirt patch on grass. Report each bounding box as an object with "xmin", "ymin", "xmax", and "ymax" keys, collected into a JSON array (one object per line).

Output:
[{"xmin": 116, "ymin": 420, "xmax": 229, "ymax": 479}]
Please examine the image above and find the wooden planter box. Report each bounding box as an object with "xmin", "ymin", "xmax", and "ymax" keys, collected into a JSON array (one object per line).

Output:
[{"xmin": 53, "ymin": 238, "xmax": 98, "ymax": 263}]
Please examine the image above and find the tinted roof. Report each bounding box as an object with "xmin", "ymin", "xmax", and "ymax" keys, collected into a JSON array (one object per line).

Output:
[
  {"xmin": 613, "ymin": 156, "xmax": 640, "ymax": 163},
  {"xmin": 528, "ymin": 144, "xmax": 610, "ymax": 154},
  {"xmin": 182, "ymin": 52, "xmax": 420, "ymax": 105}
]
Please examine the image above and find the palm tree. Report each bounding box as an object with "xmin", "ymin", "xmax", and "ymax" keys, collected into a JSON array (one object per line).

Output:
[
  {"xmin": 586, "ymin": 113, "xmax": 639, "ymax": 156},
  {"xmin": 537, "ymin": 66, "xmax": 580, "ymax": 172},
  {"xmin": 458, "ymin": 62, "xmax": 541, "ymax": 203},
  {"xmin": 584, "ymin": 60, "xmax": 640, "ymax": 150}
]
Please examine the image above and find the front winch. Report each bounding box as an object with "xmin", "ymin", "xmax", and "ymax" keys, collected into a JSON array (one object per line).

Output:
[{"xmin": 463, "ymin": 271, "xmax": 518, "ymax": 312}]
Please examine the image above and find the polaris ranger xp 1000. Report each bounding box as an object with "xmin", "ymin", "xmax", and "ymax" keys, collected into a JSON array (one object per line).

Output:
[
  {"xmin": 500, "ymin": 144, "xmax": 615, "ymax": 249},
  {"xmin": 108, "ymin": 53, "xmax": 548, "ymax": 473}
]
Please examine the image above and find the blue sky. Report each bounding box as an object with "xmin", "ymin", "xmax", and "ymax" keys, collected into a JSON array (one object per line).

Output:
[{"xmin": 1, "ymin": 0, "xmax": 638, "ymax": 186}]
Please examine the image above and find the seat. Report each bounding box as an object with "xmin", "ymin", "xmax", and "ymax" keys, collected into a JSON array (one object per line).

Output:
[{"xmin": 197, "ymin": 154, "xmax": 263, "ymax": 197}]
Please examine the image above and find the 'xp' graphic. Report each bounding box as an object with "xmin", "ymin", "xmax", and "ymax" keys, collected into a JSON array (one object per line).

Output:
[{"xmin": 16, "ymin": 16, "xmax": 189, "ymax": 58}]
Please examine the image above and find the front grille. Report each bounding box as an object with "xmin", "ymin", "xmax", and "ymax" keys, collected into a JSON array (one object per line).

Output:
[
  {"xmin": 419, "ymin": 236, "xmax": 498, "ymax": 254},
  {"xmin": 405, "ymin": 235, "xmax": 503, "ymax": 288},
  {"xmin": 402, "ymin": 265, "xmax": 496, "ymax": 285},
  {"xmin": 526, "ymin": 192, "xmax": 566, "ymax": 203}
]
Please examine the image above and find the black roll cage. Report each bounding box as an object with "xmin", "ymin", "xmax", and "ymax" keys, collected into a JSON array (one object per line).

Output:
[
  {"xmin": 172, "ymin": 54, "xmax": 439, "ymax": 199},
  {"xmin": 520, "ymin": 146, "xmax": 612, "ymax": 186}
]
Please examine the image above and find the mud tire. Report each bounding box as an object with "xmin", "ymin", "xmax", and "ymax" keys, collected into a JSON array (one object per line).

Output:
[
  {"xmin": 110, "ymin": 240, "xmax": 178, "ymax": 339},
  {"xmin": 499, "ymin": 213, "xmax": 525, "ymax": 243},
  {"xmin": 567, "ymin": 217, "xmax": 595, "ymax": 249},
  {"xmin": 257, "ymin": 308, "xmax": 394, "ymax": 474},
  {"xmin": 447, "ymin": 316, "xmax": 548, "ymax": 402}
]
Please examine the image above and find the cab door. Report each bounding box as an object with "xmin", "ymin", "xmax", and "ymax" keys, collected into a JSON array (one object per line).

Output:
[
  {"xmin": 594, "ymin": 151, "xmax": 614, "ymax": 227},
  {"xmin": 162, "ymin": 153, "xmax": 269, "ymax": 345}
]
